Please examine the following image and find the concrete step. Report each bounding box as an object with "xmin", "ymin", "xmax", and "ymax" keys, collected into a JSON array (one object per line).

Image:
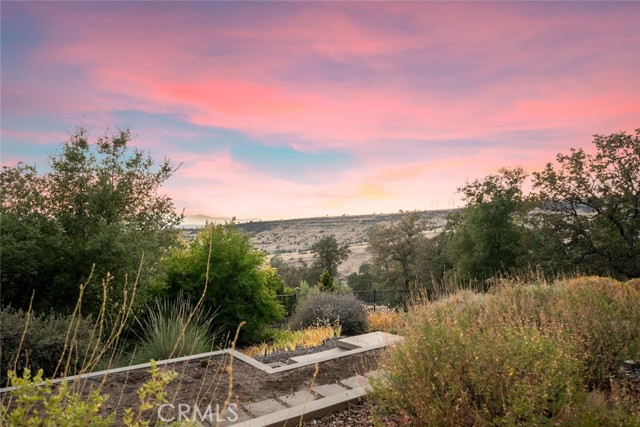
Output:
[
  {"xmin": 287, "ymin": 347, "xmax": 348, "ymax": 364},
  {"xmin": 336, "ymin": 331, "xmax": 404, "ymax": 350}
]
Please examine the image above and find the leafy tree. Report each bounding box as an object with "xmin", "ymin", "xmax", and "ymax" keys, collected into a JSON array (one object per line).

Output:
[
  {"xmin": 367, "ymin": 211, "xmax": 430, "ymax": 296},
  {"xmin": 160, "ymin": 223, "xmax": 284, "ymax": 343},
  {"xmin": 0, "ymin": 127, "xmax": 182, "ymax": 315},
  {"xmin": 310, "ymin": 235, "xmax": 350, "ymax": 278},
  {"xmin": 413, "ymin": 232, "xmax": 453, "ymax": 286},
  {"xmin": 532, "ymin": 129, "xmax": 640, "ymax": 278},
  {"xmin": 347, "ymin": 263, "xmax": 380, "ymax": 291},
  {"xmin": 269, "ymin": 255, "xmax": 312, "ymax": 289},
  {"xmin": 446, "ymin": 168, "xmax": 528, "ymax": 281}
]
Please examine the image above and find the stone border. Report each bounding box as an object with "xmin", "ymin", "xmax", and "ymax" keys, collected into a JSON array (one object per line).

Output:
[{"xmin": 0, "ymin": 332, "xmax": 401, "ymax": 393}]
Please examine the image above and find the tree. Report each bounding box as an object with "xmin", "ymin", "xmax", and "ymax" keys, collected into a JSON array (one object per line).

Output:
[
  {"xmin": 160, "ymin": 223, "xmax": 284, "ymax": 343},
  {"xmin": 309, "ymin": 235, "xmax": 350, "ymax": 279},
  {"xmin": 446, "ymin": 168, "xmax": 528, "ymax": 281},
  {"xmin": 532, "ymin": 129, "xmax": 640, "ymax": 278},
  {"xmin": 269, "ymin": 255, "xmax": 311, "ymax": 290},
  {"xmin": 347, "ymin": 263, "xmax": 380, "ymax": 291},
  {"xmin": 0, "ymin": 127, "xmax": 182, "ymax": 315},
  {"xmin": 367, "ymin": 211, "xmax": 430, "ymax": 296}
]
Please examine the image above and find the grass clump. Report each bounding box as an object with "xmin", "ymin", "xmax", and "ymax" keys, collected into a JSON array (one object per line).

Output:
[
  {"xmin": 289, "ymin": 292, "xmax": 368, "ymax": 336},
  {"xmin": 366, "ymin": 307, "xmax": 407, "ymax": 334},
  {"xmin": 242, "ymin": 325, "xmax": 340, "ymax": 358},
  {"xmin": 372, "ymin": 276, "xmax": 640, "ymax": 426},
  {"xmin": 132, "ymin": 293, "xmax": 218, "ymax": 364}
]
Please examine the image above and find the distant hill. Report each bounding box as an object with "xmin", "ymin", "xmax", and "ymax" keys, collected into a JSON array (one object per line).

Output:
[
  {"xmin": 181, "ymin": 209, "xmax": 457, "ymax": 277},
  {"xmin": 180, "ymin": 214, "xmax": 258, "ymax": 228}
]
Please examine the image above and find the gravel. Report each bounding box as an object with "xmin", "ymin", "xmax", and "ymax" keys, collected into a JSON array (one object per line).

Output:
[{"xmin": 301, "ymin": 399, "xmax": 407, "ymax": 426}]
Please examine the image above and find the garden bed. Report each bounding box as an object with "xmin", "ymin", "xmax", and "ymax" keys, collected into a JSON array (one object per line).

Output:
[{"xmin": 2, "ymin": 348, "xmax": 381, "ymax": 426}]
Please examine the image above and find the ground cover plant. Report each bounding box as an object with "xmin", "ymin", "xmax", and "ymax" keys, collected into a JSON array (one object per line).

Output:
[{"xmin": 371, "ymin": 276, "xmax": 640, "ymax": 426}]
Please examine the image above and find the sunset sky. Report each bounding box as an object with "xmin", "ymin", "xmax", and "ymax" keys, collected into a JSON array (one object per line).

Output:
[{"xmin": 2, "ymin": 1, "xmax": 638, "ymax": 220}]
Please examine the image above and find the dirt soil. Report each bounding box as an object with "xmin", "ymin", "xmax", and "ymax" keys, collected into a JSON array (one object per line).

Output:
[{"xmin": 2, "ymin": 350, "xmax": 381, "ymax": 425}]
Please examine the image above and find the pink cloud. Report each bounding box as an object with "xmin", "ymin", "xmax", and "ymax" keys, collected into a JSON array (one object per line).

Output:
[{"xmin": 3, "ymin": 2, "xmax": 638, "ymax": 218}]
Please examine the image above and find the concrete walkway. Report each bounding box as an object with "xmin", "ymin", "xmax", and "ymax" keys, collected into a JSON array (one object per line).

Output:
[
  {"xmin": 213, "ymin": 332, "xmax": 402, "ymax": 427},
  {"xmin": 212, "ymin": 369, "xmax": 382, "ymax": 427}
]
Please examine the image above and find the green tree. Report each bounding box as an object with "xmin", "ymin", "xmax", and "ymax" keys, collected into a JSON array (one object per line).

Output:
[
  {"xmin": 446, "ymin": 168, "xmax": 528, "ymax": 281},
  {"xmin": 317, "ymin": 270, "xmax": 335, "ymax": 292},
  {"xmin": 367, "ymin": 212, "xmax": 430, "ymax": 295},
  {"xmin": 160, "ymin": 223, "xmax": 284, "ymax": 343},
  {"xmin": 532, "ymin": 129, "xmax": 640, "ymax": 278},
  {"xmin": 347, "ymin": 263, "xmax": 380, "ymax": 291},
  {"xmin": 310, "ymin": 235, "xmax": 350, "ymax": 278},
  {"xmin": 0, "ymin": 127, "xmax": 182, "ymax": 315},
  {"xmin": 269, "ymin": 255, "xmax": 311, "ymax": 290}
]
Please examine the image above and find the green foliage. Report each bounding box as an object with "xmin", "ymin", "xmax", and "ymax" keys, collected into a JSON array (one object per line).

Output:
[
  {"xmin": 317, "ymin": 270, "xmax": 335, "ymax": 292},
  {"xmin": 532, "ymin": 129, "xmax": 640, "ymax": 278},
  {"xmin": 371, "ymin": 276, "xmax": 640, "ymax": 425},
  {"xmin": 269, "ymin": 255, "xmax": 314, "ymax": 289},
  {"xmin": 0, "ymin": 127, "xmax": 182, "ymax": 315},
  {"xmin": 131, "ymin": 293, "xmax": 218, "ymax": 364},
  {"xmin": 290, "ymin": 292, "xmax": 367, "ymax": 335},
  {"xmin": 367, "ymin": 211, "xmax": 430, "ymax": 297},
  {"xmin": 446, "ymin": 167, "xmax": 528, "ymax": 280},
  {"xmin": 0, "ymin": 307, "xmax": 97, "ymax": 385},
  {"xmin": 1, "ymin": 368, "xmax": 114, "ymax": 427},
  {"xmin": 347, "ymin": 262, "xmax": 379, "ymax": 291},
  {"xmin": 160, "ymin": 223, "xmax": 284, "ymax": 343},
  {"xmin": 310, "ymin": 235, "xmax": 350, "ymax": 278},
  {"xmin": 0, "ymin": 361, "xmax": 178, "ymax": 427}
]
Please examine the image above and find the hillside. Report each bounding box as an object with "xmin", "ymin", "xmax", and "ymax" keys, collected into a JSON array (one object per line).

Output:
[{"xmin": 184, "ymin": 209, "xmax": 456, "ymax": 278}]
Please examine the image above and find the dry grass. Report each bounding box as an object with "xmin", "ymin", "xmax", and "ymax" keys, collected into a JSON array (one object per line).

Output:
[
  {"xmin": 366, "ymin": 308, "xmax": 407, "ymax": 335},
  {"xmin": 241, "ymin": 325, "xmax": 339, "ymax": 358},
  {"xmin": 371, "ymin": 276, "xmax": 640, "ymax": 426}
]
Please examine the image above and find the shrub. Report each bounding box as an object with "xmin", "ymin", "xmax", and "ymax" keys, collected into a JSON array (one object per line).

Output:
[
  {"xmin": 366, "ymin": 308, "xmax": 407, "ymax": 334},
  {"xmin": 132, "ymin": 293, "xmax": 218, "ymax": 364},
  {"xmin": 626, "ymin": 278, "xmax": 640, "ymax": 293},
  {"xmin": 0, "ymin": 306, "xmax": 97, "ymax": 385},
  {"xmin": 160, "ymin": 223, "xmax": 284, "ymax": 344},
  {"xmin": 1, "ymin": 361, "xmax": 177, "ymax": 426},
  {"xmin": 290, "ymin": 292, "xmax": 367, "ymax": 335},
  {"xmin": 373, "ymin": 301, "xmax": 582, "ymax": 425},
  {"xmin": 555, "ymin": 276, "xmax": 640, "ymax": 388},
  {"xmin": 371, "ymin": 276, "xmax": 640, "ymax": 425}
]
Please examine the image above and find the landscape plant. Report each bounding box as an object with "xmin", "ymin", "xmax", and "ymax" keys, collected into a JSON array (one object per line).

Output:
[
  {"xmin": 159, "ymin": 223, "xmax": 284, "ymax": 343},
  {"xmin": 131, "ymin": 293, "xmax": 219, "ymax": 364},
  {"xmin": 1, "ymin": 361, "xmax": 179, "ymax": 427},
  {"xmin": 0, "ymin": 306, "xmax": 96, "ymax": 386},
  {"xmin": 290, "ymin": 292, "xmax": 368, "ymax": 336},
  {"xmin": 241, "ymin": 324, "xmax": 340, "ymax": 358},
  {"xmin": 371, "ymin": 276, "xmax": 640, "ymax": 425}
]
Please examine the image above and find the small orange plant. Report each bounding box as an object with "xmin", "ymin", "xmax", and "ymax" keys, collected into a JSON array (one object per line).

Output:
[{"xmin": 367, "ymin": 307, "xmax": 407, "ymax": 334}]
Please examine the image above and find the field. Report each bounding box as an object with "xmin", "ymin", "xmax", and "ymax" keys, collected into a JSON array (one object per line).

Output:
[{"xmin": 183, "ymin": 209, "xmax": 453, "ymax": 278}]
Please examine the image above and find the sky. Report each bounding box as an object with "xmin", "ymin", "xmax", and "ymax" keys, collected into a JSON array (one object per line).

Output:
[{"xmin": 1, "ymin": 1, "xmax": 639, "ymax": 220}]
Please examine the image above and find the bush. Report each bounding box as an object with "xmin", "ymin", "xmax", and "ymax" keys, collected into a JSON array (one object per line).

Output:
[
  {"xmin": 371, "ymin": 276, "xmax": 640, "ymax": 425},
  {"xmin": 0, "ymin": 306, "xmax": 97, "ymax": 385},
  {"xmin": 131, "ymin": 293, "xmax": 218, "ymax": 364},
  {"xmin": 160, "ymin": 223, "xmax": 284, "ymax": 344},
  {"xmin": 290, "ymin": 292, "xmax": 367, "ymax": 335},
  {"xmin": 1, "ymin": 361, "xmax": 177, "ymax": 426}
]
